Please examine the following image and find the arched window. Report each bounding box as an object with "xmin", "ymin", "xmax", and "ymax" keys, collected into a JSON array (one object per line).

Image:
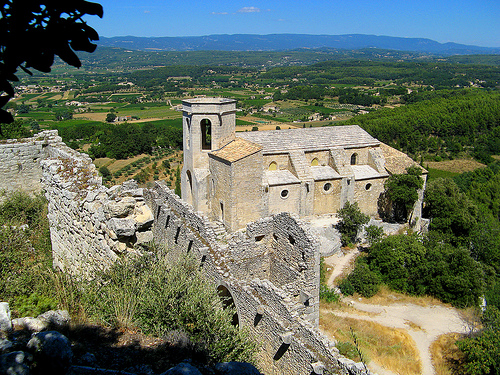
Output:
[
  {"xmin": 311, "ymin": 158, "xmax": 319, "ymax": 166},
  {"xmin": 350, "ymin": 153, "xmax": 358, "ymax": 165},
  {"xmin": 201, "ymin": 118, "xmax": 211, "ymax": 150},
  {"xmin": 269, "ymin": 161, "xmax": 278, "ymax": 171}
]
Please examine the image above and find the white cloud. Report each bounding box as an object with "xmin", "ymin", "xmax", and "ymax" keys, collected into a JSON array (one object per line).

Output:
[
  {"xmin": 211, "ymin": 12, "xmax": 229, "ymax": 15},
  {"xmin": 237, "ymin": 7, "xmax": 261, "ymax": 13}
]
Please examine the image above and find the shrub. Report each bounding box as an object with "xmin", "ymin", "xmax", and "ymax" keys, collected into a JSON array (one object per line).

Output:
[
  {"xmin": 82, "ymin": 253, "xmax": 256, "ymax": 364},
  {"xmin": 337, "ymin": 202, "xmax": 369, "ymax": 246},
  {"xmin": 340, "ymin": 261, "xmax": 381, "ymax": 298},
  {"xmin": 365, "ymin": 225, "xmax": 384, "ymax": 245}
]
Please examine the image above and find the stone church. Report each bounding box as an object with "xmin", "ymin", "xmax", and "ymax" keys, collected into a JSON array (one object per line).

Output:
[{"xmin": 181, "ymin": 97, "xmax": 422, "ymax": 231}]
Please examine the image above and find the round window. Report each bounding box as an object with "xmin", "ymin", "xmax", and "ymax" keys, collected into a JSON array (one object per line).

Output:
[
  {"xmin": 323, "ymin": 182, "xmax": 332, "ymax": 192},
  {"xmin": 281, "ymin": 189, "xmax": 289, "ymax": 199},
  {"xmin": 365, "ymin": 183, "xmax": 372, "ymax": 191}
]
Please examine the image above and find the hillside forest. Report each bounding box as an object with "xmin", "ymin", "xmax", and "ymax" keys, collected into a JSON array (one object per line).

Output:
[{"xmin": 1, "ymin": 47, "xmax": 500, "ymax": 374}]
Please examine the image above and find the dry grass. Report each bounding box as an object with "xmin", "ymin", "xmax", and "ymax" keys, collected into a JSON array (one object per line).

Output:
[
  {"xmin": 426, "ymin": 159, "xmax": 486, "ymax": 173},
  {"xmin": 430, "ymin": 333, "xmax": 465, "ymax": 375},
  {"xmin": 320, "ymin": 313, "xmax": 421, "ymax": 375},
  {"xmin": 360, "ymin": 285, "xmax": 449, "ymax": 307}
]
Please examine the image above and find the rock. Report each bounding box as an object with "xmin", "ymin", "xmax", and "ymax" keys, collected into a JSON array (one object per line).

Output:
[
  {"xmin": 0, "ymin": 338, "xmax": 13, "ymax": 353},
  {"xmin": 106, "ymin": 218, "xmax": 136, "ymax": 237},
  {"xmin": 79, "ymin": 352, "xmax": 97, "ymax": 366},
  {"xmin": 0, "ymin": 351, "xmax": 32, "ymax": 375},
  {"xmin": 105, "ymin": 197, "xmax": 136, "ymax": 218},
  {"xmin": 37, "ymin": 310, "xmax": 70, "ymax": 330},
  {"xmin": 0, "ymin": 302, "xmax": 12, "ymax": 333},
  {"xmin": 135, "ymin": 230, "xmax": 154, "ymax": 246},
  {"xmin": 11, "ymin": 317, "xmax": 48, "ymax": 332},
  {"xmin": 214, "ymin": 362, "xmax": 262, "ymax": 375},
  {"xmin": 27, "ymin": 331, "xmax": 72, "ymax": 375},
  {"xmin": 134, "ymin": 204, "xmax": 154, "ymax": 230},
  {"xmin": 67, "ymin": 366, "xmax": 136, "ymax": 375},
  {"xmin": 160, "ymin": 362, "xmax": 203, "ymax": 375}
]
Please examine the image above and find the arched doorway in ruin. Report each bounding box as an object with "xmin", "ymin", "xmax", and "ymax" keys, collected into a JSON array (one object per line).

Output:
[{"xmin": 217, "ymin": 284, "xmax": 239, "ymax": 327}]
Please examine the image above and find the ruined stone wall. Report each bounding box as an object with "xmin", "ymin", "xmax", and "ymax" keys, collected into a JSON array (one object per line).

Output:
[
  {"xmin": 0, "ymin": 131, "xmax": 64, "ymax": 199},
  {"xmin": 2, "ymin": 131, "xmax": 369, "ymax": 375}
]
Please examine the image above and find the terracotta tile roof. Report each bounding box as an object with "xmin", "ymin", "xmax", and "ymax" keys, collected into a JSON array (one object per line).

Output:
[{"xmin": 210, "ymin": 137, "xmax": 262, "ymax": 163}]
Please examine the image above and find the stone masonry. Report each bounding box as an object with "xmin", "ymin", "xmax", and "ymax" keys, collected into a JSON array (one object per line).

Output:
[{"xmin": 0, "ymin": 130, "xmax": 371, "ymax": 374}]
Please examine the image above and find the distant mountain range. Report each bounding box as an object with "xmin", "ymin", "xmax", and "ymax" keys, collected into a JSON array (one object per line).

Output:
[{"xmin": 97, "ymin": 34, "xmax": 499, "ymax": 55}]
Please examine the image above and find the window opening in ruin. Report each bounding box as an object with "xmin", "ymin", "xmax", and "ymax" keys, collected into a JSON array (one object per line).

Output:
[
  {"xmin": 217, "ymin": 285, "xmax": 239, "ymax": 326},
  {"xmin": 280, "ymin": 189, "xmax": 289, "ymax": 199},
  {"xmin": 269, "ymin": 161, "xmax": 278, "ymax": 171},
  {"xmin": 273, "ymin": 233, "xmax": 279, "ymax": 241},
  {"xmin": 255, "ymin": 235, "xmax": 265, "ymax": 242},
  {"xmin": 220, "ymin": 202, "xmax": 224, "ymax": 221},
  {"xmin": 365, "ymin": 183, "xmax": 372, "ymax": 191},
  {"xmin": 306, "ymin": 183, "xmax": 310, "ymax": 193},
  {"xmin": 288, "ymin": 235, "xmax": 295, "ymax": 245},
  {"xmin": 185, "ymin": 118, "xmax": 190, "ymax": 150},
  {"xmin": 165, "ymin": 215, "xmax": 170, "ymax": 228},
  {"xmin": 156, "ymin": 206, "xmax": 161, "ymax": 220},
  {"xmin": 174, "ymin": 226, "xmax": 181, "ymax": 244},
  {"xmin": 186, "ymin": 170, "xmax": 193, "ymax": 192},
  {"xmin": 201, "ymin": 119, "xmax": 212, "ymax": 150},
  {"xmin": 347, "ymin": 179, "xmax": 351, "ymax": 186},
  {"xmin": 187, "ymin": 240, "xmax": 193, "ymax": 253},
  {"xmin": 311, "ymin": 158, "xmax": 319, "ymax": 166},
  {"xmin": 350, "ymin": 153, "xmax": 358, "ymax": 165},
  {"xmin": 323, "ymin": 182, "xmax": 332, "ymax": 192}
]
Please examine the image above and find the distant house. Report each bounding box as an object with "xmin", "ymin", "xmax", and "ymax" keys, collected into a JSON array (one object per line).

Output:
[{"xmin": 116, "ymin": 115, "xmax": 132, "ymax": 122}]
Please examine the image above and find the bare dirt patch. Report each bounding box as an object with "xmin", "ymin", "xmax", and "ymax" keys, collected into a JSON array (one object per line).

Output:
[
  {"xmin": 426, "ymin": 159, "xmax": 486, "ymax": 173},
  {"xmin": 320, "ymin": 248, "xmax": 470, "ymax": 375}
]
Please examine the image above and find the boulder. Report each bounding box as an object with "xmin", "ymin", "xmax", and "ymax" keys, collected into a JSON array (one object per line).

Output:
[
  {"xmin": 37, "ymin": 310, "xmax": 70, "ymax": 330},
  {"xmin": 105, "ymin": 197, "xmax": 136, "ymax": 218},
  {"xmin": 0, "ymin": 351, "xmax": 32, "ymax": 375},
  {"xmin": 0, "ymin": 338, "xmax": 13, "ymax": 353},
  {"xmin": 135, "ymin": 230, "xmax": 154, "ymax": 246},
  {"xmin": 160, "ymin": 362, "xmax": 203, "ymax": 375},
  {"xmin": 12, "ymin": 317, "xmax": 48, "ymax": 332},
  {"xmin": 106, "ymin": 218, "xmax": 136, "ymax": 238},
  {"xmin": 134, "ymin": 203, "xmax": 154, "ymax": 230},
  {"xmin": 27, "ymin": 331, "xmax": 72, "ymax": 375},
  {"xmin": 0, "ymin": 303, "xmax": 12, "ymax": 333},
  {"xmin": 214, "ymin": 362, "xmax": 262, "ymax": 375}
]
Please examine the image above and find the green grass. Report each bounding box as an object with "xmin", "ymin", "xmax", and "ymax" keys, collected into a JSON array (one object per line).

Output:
[
  {"xmin": 427, "ymin": 168, "xmax": 459, "ymax": 180},
  {"xmin": 236, "ymin": 119, "xmax": 254, "ymax": 126}
]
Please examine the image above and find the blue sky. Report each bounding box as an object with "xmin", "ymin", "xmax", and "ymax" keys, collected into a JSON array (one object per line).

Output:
[{"xmin": 87, "ymin": 0, "xmax": 500, "ymax": 47}]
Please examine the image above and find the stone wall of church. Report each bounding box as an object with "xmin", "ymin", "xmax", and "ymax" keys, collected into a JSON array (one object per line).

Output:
[
  {"xmin": 354, "ymin": 177, "xmax": 386, "ymax": 217},
  {"xmin": 313, "ymin": 179, "xmax": 343, "ymax": 215}
]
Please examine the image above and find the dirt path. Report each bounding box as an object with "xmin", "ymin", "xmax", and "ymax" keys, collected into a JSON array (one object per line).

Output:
[
  {"xmin": 322, "ymin": 249, "xmax": 470, "ymax": 375},
  {"xmin": 323, "ymin": 249, "xmax": 359, "ymax": 288}
]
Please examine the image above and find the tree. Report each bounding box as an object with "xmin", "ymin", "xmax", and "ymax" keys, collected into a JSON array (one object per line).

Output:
[
  {"xmin": 423, "ymin": 177, "xmax": 478, "ymax": 245},
  {"xmin": 106, "ymin": 112, "xmax": 116, "ymax": 123},
  {"xmin": 0, "ymin": 0, "xmax": 103, "ymax": 132},
  {"xmin": 337, "ymin": 201, "xmax": 369, "ymax": 246},
  {"xmin": 383, "ymin": 166, "xmax": 424, "ymax": 223},
  {"xmin": 457, "ymin": 306, "xmax": 500, "ymax": 375}
]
